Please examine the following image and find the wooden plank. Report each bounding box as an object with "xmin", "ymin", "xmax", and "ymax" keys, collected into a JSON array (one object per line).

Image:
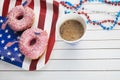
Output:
[
  {"xmin": 51, "ymin": 49, "xmax": 120, "ymax": 59},
  {"xmin": 1, "ymin": 49, "xmax": 120, "ymax": 70},
  {"xmin": 42, "ymin": 60, "xmax": 120, "ymax": 70},
  {"xmin": 56, "ymin": 30, "xmax": 120, "ymax": 40},
  {"xmin": 1, "ymin": 71, "xmax": 120, "ymax": 80},
  {"xmin": 54, "ymin": 40, "xmax": 120, "ymax": 50},
  {"xmin": 2, "ymin": 59, "xmax": 120, "ymax": 70}
]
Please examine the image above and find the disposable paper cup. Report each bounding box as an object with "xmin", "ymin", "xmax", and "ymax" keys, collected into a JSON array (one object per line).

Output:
[{"xmin": 56, "ymin": 13, "xmax": 87, "ymax": 43}]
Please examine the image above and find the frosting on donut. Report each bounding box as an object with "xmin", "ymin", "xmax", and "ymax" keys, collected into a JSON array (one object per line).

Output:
[
  {"xmin": 7, "ymin": 5, "xmax": 35, "ymax": 31},
  {"xmin": 19, "ymin": 28, "xmax": 48, "ymax": 59}
]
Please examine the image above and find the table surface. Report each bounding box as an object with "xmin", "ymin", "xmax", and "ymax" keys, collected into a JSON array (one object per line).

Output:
[{"xmin": 1, "ymin": 0, "xmax": 120, "ymax": 80}]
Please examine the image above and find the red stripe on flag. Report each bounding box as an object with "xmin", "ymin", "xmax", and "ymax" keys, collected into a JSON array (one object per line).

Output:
[
  {"xmin": 15, "ymin": 0, "xmax": 22, "ymax": 6},
  {"xmin": 45, "ymin": 1, "xmax": 59, "ymax": 63},
  {"xmin": 38, "ymin": 0, "xmax": 47, "ymax": 29},
  {"xmin": 28, "ymin": 0, "xmax": 34, "ymax": 9},
  {"xmin": 29, "ymin": 59, "xmax": 39, "ymax": 71},
  {"xmin": 29, "ymin": 0, "xmax": 47, "ymax": 71},
  {"xmin": 2, "ymin": 0, "xmax": 10, "ymax": 17}
]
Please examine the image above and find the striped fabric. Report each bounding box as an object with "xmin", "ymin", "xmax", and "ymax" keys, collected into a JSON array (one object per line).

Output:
[{"xmin": 0, "ymin": 0, "xmax": 59, "ymax": 71}]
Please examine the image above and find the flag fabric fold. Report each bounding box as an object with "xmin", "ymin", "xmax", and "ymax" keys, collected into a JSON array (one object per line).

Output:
[{"xmin": 0, "ymin": 0, "xmax": 59, "ymax": 71}]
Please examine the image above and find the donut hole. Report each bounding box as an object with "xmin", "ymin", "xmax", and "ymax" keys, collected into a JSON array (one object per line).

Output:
[
  {"xmin": 17, "ymin": 15, "xmax": 24, "ymax": 20},
  {"xmin": 29, "ymin": 38, "xmax": 37, "ymax": 46}
]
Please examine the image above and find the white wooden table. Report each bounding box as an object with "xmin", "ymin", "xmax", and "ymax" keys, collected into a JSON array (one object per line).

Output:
[{"xmin": 1, "ymin": 0, "xmax": 120, "ymax": 80}]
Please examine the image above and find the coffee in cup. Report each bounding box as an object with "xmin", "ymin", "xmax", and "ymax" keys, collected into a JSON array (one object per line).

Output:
[
  {"xmin": 57, "ymin": 13, "xmax": 86, "ymax": 43},
  {"xmin": 60, "ymin": 20, "xmax": 84, "ymax": 41}
]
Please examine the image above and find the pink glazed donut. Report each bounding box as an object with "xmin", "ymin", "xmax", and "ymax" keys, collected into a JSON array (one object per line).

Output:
[
  {"xmin": 19, "ymin": 28, "xmax": 48, "ymax": 59},
  {"xmin": 7, "ymin": 5, "xmax": 35, "ymax": 31}
]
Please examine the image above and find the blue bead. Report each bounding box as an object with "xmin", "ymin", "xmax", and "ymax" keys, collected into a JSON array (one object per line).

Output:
[
  {"xmin": 86, "ymin": 20, "xmax": 89, "ymax": 24},
  {"xmin": 64, "ymin": 11, "xmax": 70, "ymax": 14},
  {"xmin": 102, "ymin": 26, "xmax": 106, "ymax": 30},
  {"xmin": 106, "ymin": 27, "xmax": 110, "ymax": 30},
  {"xmin": 65, "ymin": 1, "xmax": 73, "ymax": 6},
  {"xmin": 113, "ymin": 23, "xmax": 116, "ymax": 27},
  {"xmin": 109, "ymin": 26, "xmax": 113, "ymax": 30},
  {"xmin": 114, "ymin": 21, "xmax": 117, "ymax": 24},
  {"xmin": 80, "ymin": 0, "xmax": 82, "ymax": 3},
  {"xmin": 116, "ymin": 17, "xmax": 118, "ymax": 20},
  {"xmin": 62, "ymin": 0, "xmax": 120, "ymax": 30}
]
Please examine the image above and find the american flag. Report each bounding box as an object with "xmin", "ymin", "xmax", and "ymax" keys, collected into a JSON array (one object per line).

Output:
[{"xmin": 0, "ymin": 0, "xmax": 59, "ymax": 71}]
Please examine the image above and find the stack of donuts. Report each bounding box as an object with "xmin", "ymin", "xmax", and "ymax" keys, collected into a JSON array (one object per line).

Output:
[{"xmin": 6, "ymin": 4, "xmax": 48, "ymax": 59}]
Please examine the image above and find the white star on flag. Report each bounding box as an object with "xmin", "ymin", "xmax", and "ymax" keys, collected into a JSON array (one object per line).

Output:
[
  {"xmin": 11, "ymin": 58, "xmax": 15, "ymax": 61},
  {"xmin": 7, "ymin": 35, "xmax": 11, "ymax": 39},
  {"xmin": 0, "ymin": 34, "xmax": 2, "ymax": 37},
  {"xmin": 5, "ymin": 29, "xmax": 8, "ymax": 33},
  {"xmin": 7, "ymin": 52, "xmax": 11, "ymax": 56},
  {"xmin": 0, "ymin": 56, "xmax": 4, "ymax": 60},
  {"xmin": 14, "ymin": 47, "xmax": 18, "ymax": 51},
  {"xmin": 17, "ymin": 36, "xmax": 20, "ymax": 40},
  {"xmin": 18, "ymin": 53, "xmax": 22, "ymax": 57},
  {"xmin": 1, "ymin": 40, "xmax": 5, "ymax": 44},
  {"xmin": 0, "ymin": 19, "xmax": 3, "ymax": 23},
  {"xmin": 4, "ymin": 46, "xmax": 7, "ymax": 50}
]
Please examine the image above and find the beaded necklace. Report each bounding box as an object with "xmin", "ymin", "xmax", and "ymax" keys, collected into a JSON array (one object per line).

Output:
[{"xmin": 60, "ymin": 0, "xmax": 120, "ymax": 30}]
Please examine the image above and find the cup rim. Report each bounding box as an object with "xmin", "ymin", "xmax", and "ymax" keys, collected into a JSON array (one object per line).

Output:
[{"xmin": 56, "ymin": 13, "xmax": 87, "ymax": 43}]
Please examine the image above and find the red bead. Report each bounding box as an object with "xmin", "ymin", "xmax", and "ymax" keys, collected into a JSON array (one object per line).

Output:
[
  {"xmin": 77, "ymin": 4, "xmax": 79, "ymax": 7},
  {"xmin": 118, "ymin": 23, "xmax": 120, "ymax": 25},
  {"xmin": 104, "ymin": 0, "xmax": 107, "ymax": 2},
  {"xmin": 87, "ymin": 16, "xmax": 89, "ymax": 19},
  {"xmin": 67, "ymin": 7, "xmax": 69, "ymax": 9},
  {"xmin": 97, "ymin": 23, "xmax": 100, "ymax": 25},
  {"xmin": 108, "ymin": 2, "xmax": 111, "ymax": 4},
  {"xmin": 84, "ymin": 13, "xmax": 87, "ymax": 16},
  {"xmin": 81, "ymin": 12, "xmax": 84, "ymax": 14},
  {"xmin": 78, "ymin": 12, "xmax": 81, "ymax": 14},
  {"xmin": 93, "ymin": 22, "xmax": 95, "ymax": 25},
  {"xmin": 64, "ymin": 5, "xmax": 67, "ymax": 7},
  {"xmin": 118, "ymin": 3, "xmax": 120, "ymax": 6},
  {"xmin": 111, "ymin": 3, "xmax": 114, "ymax": 5},
  {"xmin": 111, "ymin": 20, "xmax": 114, "ymax": 23},
  {"xmin": 60, "ymin": 1, "xmax": 64, "ymax": 4},
  {"xmin": 70, "ymin": 7, "xmax": 72, "ymax": 9},
  {"xmin": 108, "ymin": 20, "xmax": 111, "ymax": 22},
  {"xmin": 114, "ymin": 4, "xmax": 117, "ymax": 6},
  {"xmin": 101, "ymin": 21, "xmax": 106, "ymax": 23}
]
